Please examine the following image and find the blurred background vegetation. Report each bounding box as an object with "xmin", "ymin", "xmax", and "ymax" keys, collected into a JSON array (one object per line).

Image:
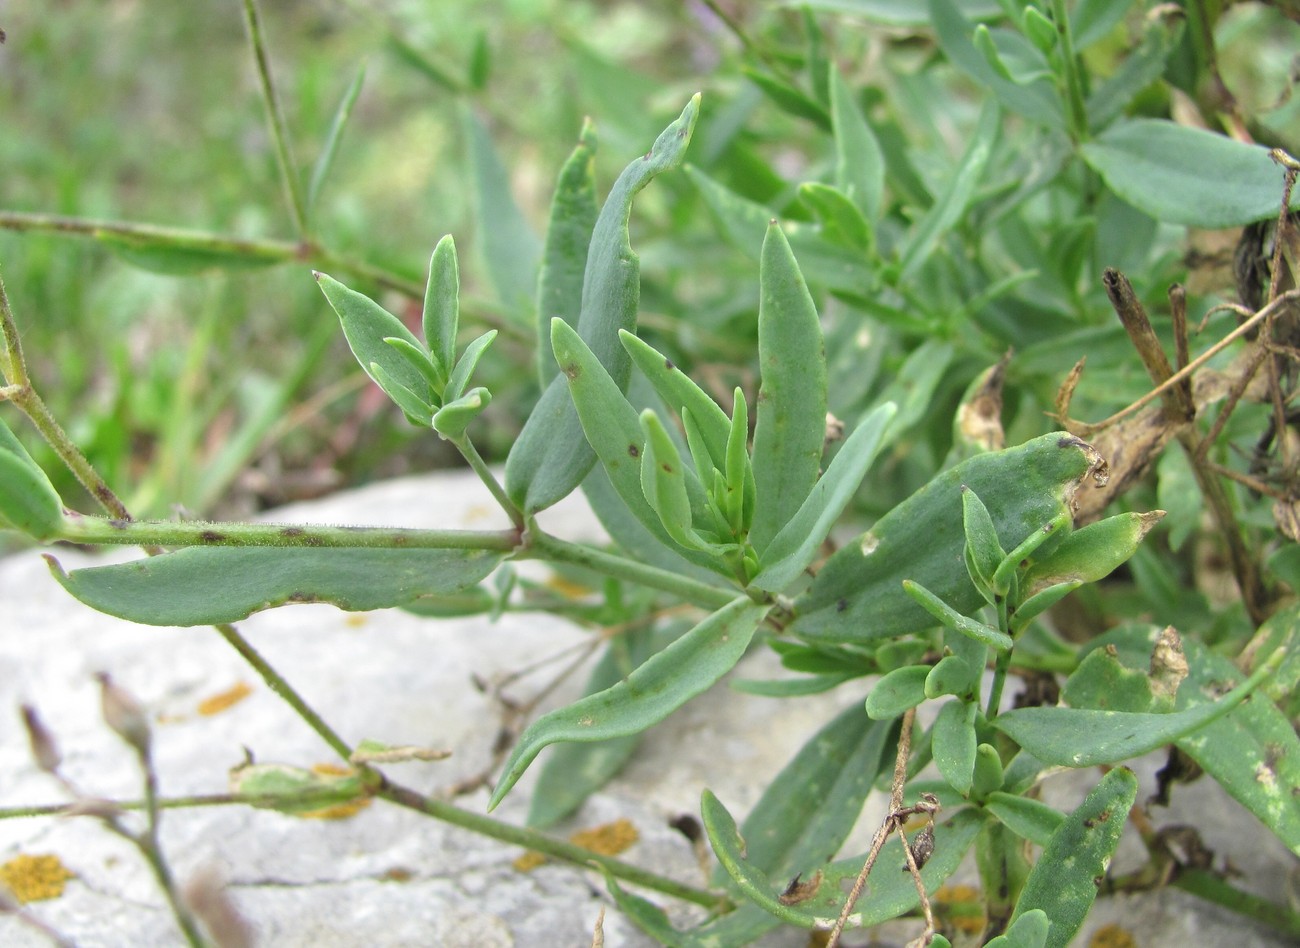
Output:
[{"xmin": 1, "ymin": 0, "xmax": 1298, "ymax": 550}]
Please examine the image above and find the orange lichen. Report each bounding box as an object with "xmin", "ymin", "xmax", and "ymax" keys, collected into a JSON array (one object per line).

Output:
[
  {"xmin": 0, "ymin": 853, "xmax": 75, "ymax": 903},
  {"xmin": 570, "ymin": 818, "xmax": 639, "ymax": 856},
  {"xmin": 197, "ymin": 682, "xmax": 253, "ymax": 716},
  {"xmin": 512, "ymin": 851, "xmax": 548, "ymax": 872},
  {"xmin": 1089, "ymin": 923, "xmax": 1138, "ymax": 948},
  {"xmin": 512, "ymin": 819, "xmax": 639, "ymax": 874},
  {"xmin": 299, "ymin": 799, "xmax": 372, "ymax": 820}
]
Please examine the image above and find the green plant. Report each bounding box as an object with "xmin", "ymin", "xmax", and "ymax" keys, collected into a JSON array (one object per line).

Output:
[{"xmin": 3, "ymin": 2, "xmax": 1300, "ymax": 946}]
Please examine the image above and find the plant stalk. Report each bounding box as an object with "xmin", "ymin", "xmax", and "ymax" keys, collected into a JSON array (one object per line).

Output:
[{"xmin": 241, "ymin": 0, "xmax": 308, "ymax": 236}]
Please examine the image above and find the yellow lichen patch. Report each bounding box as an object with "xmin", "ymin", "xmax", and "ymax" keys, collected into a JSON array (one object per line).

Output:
[
  {"xmin": 299, "ymin": 798, "xmax": 372, "ymax": 820},
  {"xmin": 0, "ymin": 853, "xmax": 75, "ymax": 903},
  {"xmin": 1089, "ymin": 923, "xmax": 1138, "ymax": 948},
  {"xmin": 343, "ymin": 614, "xmax": 369, "ymax": 628},
  {"xmin": 934, "ymin": 883, "xmax": 986, "ymax": 936},
  {"xmin": 311, "ymin": 762, "xmax": 353, "ymax": 778},
  {"xmin": 197, "ymin": 681, "xmax": 253, "ymax": 716},
  {"xmin": 570, "ymin": 818, "xmax": 639, "ymax": 856},
  {"xmin": 512, "ymin": 851, "xmax": 547, "ymax": 872}
]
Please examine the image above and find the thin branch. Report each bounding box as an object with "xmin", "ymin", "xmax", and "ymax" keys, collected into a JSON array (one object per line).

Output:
[{"xmin": 241, "ymin": 0, "xmax": 308, "ymax": 236}]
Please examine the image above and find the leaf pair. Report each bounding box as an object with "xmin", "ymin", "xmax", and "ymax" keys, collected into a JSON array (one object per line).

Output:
[{"xmin": 316, "ymin": 236, "xmax": 497, "ymax": 439}]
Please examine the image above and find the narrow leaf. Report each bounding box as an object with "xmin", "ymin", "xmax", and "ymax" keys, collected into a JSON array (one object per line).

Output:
[
  {"xmin": 422, "ymin": 234, "xmax": 460, "ymax": 379},
  {"xmin": 306, "ymin": 63, "xmax": 366, "ymax": 220},
  {"xmin": 724, "ymin": 706, "xmax": 896, "ymax": 883},
  {"xmin": 548, "ymin": 319, "xmax": 717, "ymax": 570},
  {"xmin": 1022, "ymin": 511, "xmax": 1164, "ymax": 597},
  {"xmin": 984, "ymin": 792, "xmax": 1065, "ymax": 847},
  {"xmin": 750, "ymin": 222, "xmax": 828, "ymax": 553},
  {"xmin": 383, "ymin": 336, "xmax": 444, "ymax": 392},
  {"xmin": 897, "ymin": 98, "xmax": 1000, "ymax": 280},
  {"xmin": 993, "ymin": 650, "xmax": 1281, "ymax": 767},
  {"xmin": 932, "ymin": 698, "xmax": 979, "ymax": 796},
  {"xmin": 793, "ymin": 434, "xmax": 1101, "ymax": 644},
  {"xmin": 527, "ymin": 627, "xmax": 660, "ymax": 828},
  {"xmin": 798, "ymin": 182, "xmax": 873, "ymax": 251},
  {"xmin": 1009, "ymin": 768, "xmax": 1138, "ymax": 948},
  {"xmin": 829, "ymin": 66, "xmax": 884, "ymax": 224},
  {"xmin": 751, "ymin": 403, "xmax": 895, "ymax": 593},
  {"xmin": 620, "ymin": 329, "xmax": 731, "ymax": 465},
  {"xmin": 742, "ymin": 68, "xmax": 831, "ymax": 130},
  {"xmin": 47, "ymin": 546, "xmax": 503, "ymax": 627},
  {"xmin": 367, "ymin": 359, "xmax": 434, "ymax": 427},
  {"xmin": 315, "ymin": 271, "xmax": 432, "ymax": 408},
  {"xmin": 639, "ymin": 409, "xmax": 706, "ymax": 551},
  {"xmin": 488, "ymin": 596, "xmax": 767, "ymax": 809},
  {"xmin": 444, "ymin": 330, "xmax": 498, "ymax": 403},
  {"xmin": 536, "ymin": 120, "xmax": 598, "ymax": 385},
  {"xmin": 1081, "ymin": 120, "xmax": 1300, "ymax": 227},
  {"xmin": 903, "ymin": 580, "xmax": 1014, "ymax": 652},
  {"xmin": 961, "ymin": 485, "xmax": 1005, "ymax": 595},
  {"xmin": 928, "ymin": 0, "xmax": 1063, "ymax": 129},
  {"xmin": 505, "ymin": 96, "xmax": 701, "ymax": 513}
]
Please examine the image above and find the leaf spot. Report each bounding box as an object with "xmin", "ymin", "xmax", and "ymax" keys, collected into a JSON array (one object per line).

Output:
[
  {"xmin": 627, "ymin": 444, "xmax": 640, "ymax": 458},
  {"xmin": 563, "ymin": 362, "xmax": 581, "ymax": 381}
]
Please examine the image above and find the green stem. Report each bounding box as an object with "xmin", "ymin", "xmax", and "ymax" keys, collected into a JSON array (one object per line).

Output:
[
  {"xmin": 1050, "ymin": 0, "xmax": 1089, "ymax": 141},
  {"xmin": 1173, "ymin": 869, "xmax": 1300, "ymax": 938},
  {"xmin": 57, "ymin": 510, "xmax": 520, "ymax": 552},
  {"xmin": 132, "ymin": 748, "xmax": 206, "ymax": 948},
  {"xmin": 0, "ymin": 211, "xmax": 424, "ymax": 298},
  {"xmin": 378, "ymin": 780, "xmax": 723, "ymax": 910},
  {"xmin": 0, "ymin": 784, "xmax": 725, "ymax": 913},
  {"xmin": 213, "ymin": 623, "xmax": 355, "ymax": 760},
  {"xmin": 453, "ymin": 435, "xmax": 524, "ymax": 530},
  {"xmin": 986, "ymin": 598, "xmax": 1012, "ymax": 718},
  {"xmin": 527, "ymin": 531, "xmax": 738, "ymax": 611},
  {"xmin": 241, "ymin": 0, "xmax": 308, "ymax": 236}
]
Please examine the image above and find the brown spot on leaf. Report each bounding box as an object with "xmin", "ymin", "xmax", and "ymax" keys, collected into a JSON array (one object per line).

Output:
[
  {"xmin": 778, "ymin": 870, "xmax": 823, "ymax": 905},
  {"xmin": 627, "ymin": 444, "xmax": 640, "ymax": 458},
  {"xmin": 563, "ymin": 362, "xmax": 580, "ymax": 380},
  {"xmin": 199, "ymin": 530, "xmax": 226, "ymax": 544}
]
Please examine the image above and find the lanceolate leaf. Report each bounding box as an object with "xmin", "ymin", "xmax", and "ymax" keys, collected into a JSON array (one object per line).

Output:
[
  {"xmin": 536, "ymin": 119, "xmax": 598, "ymax": 385},
  {"xmin": 724, "ymin": 705, "xmax": 897, "ymax": 883},
  {"xmin": 932, "ymin": 698, "xmax": 978, "ymax": 796},
  {"xmin": 505, "ymin": 96, "xmax": 701, "ymax": 514},
  {"xmin": 750, "ymin": 222, "xmax": 828, "ymax": 553},
  {"xmin": 527, "ymin": 626, "xmax": 661, "ymax": 829},
  {"xmin": 1009, "ymin": 767, "xmax": 1137, "ymax": 948},
  {"xmin": 488, "ymin": 596, "xmax": 767, "ymax": 810},
  {"xmin": 315, "ymin": 271, "xmax": 432, "ymax": 409},
  {"xmin": 793, "ymin": 434, "xmax": 1101, "ymax": 643},
  {"xmin": 620, "ymin": 329, "xmax": 731, "ymax": 465},
  {"xmin": 1081, "ymin": 120, "xmax": 1300, "ymax": 227},
  {"xmin": 993, "ymin": 649, "xmax": 1281, "ymax": 767},
  {"xmin": 46, "ymin": 546, "xmax": 503, "ymax": 626},
  {"xmin": 829, "ymin": 66, "xmax": 884, "ymax": 225},
  {"xmin": 422, "ymin": 234, "xmax": 460, "ymax": 380},
  {"xmin": 306, "ymin": 63, "xmax": 366, "ymax": 221},
  {"xmin": 548, "ymin": 319, "xmax": 717, "ymax": 572},
  {"xmin": 751, "ymin": 403, "xmax": 895, "ymax": 593}
]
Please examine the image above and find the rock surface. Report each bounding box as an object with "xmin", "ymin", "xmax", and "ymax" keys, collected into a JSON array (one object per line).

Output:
[{"xmin": 0, "ymin": 471, "xmax": 1295, "ymax": 946}]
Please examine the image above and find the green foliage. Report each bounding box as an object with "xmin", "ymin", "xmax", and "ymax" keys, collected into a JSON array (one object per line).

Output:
[{"xmin": 5, "ymin": 1, "xmax": 1300, "ymax": 944}]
